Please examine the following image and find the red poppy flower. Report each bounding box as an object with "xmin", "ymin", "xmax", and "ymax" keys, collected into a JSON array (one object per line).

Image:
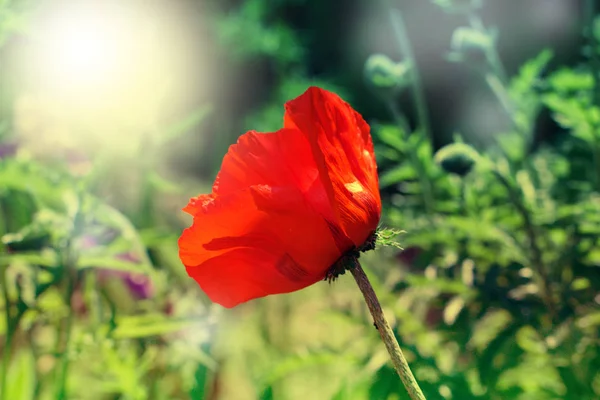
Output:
[{"xmin": 179, "ymin": 87, "xmax": 381, "ymax": 308}]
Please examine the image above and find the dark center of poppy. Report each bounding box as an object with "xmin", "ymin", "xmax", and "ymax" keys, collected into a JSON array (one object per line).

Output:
[{"xmin": 324, "ymin": 230, "xmax": 378, "ymax": 283}]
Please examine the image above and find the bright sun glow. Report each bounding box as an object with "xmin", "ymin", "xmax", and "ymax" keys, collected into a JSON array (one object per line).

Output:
[
  {"xmin": 49, "ymin": 17, "xmax": 121, "ymax": 84},
  {"xmin": 21, "ymin": 1, "xmax": 208, "ymax": 155},
  {"xmin": 34, "ymin": 3, "xmax": 131, "ymax": 90}
]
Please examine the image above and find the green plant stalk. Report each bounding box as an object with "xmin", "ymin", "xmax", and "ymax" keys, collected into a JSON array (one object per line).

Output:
[
  {"xmin": 467, "ymin": 13, "xmax": 508, "ymax": 84},
  {"xmin": 594, "ymin": 144, "xmax": 600, "ymax": 191},
  {"xmin": 457, "ymin": 178, "xmax": 469, "ymax": 271},
  {"xmin": 0, "ymin": 201, "xmax": 14, "ymax": 400},
  {"xmin": 584, "ymin": 0, "xmax": 600, "ymax": 189},
  {"xmin": 387, "ymin": 101, "xmax": 435, "ymax": 214},
  {"xmin": 484, "ymin": 73, "xmax": 516, "ymax": 124},
  {"xmin": 459, "ymin": 177, "xmax": 467, "ymax": 216},
  {"xmin": 0, "ymin": 267, "xmax": 13, "ymax": 400},
  {"xmin": 350, "ymin": 261, "xmax": 426, "ymax": 400},
  {"xmin": 467, "ymin": 12, "xmax": 522, "ymax": 133},
  {"xmin": 26, "ymin": 324, "xmax": 43, "ymax": 399},
  {"xmin": 382, "ymin": 1, "xmax": 435, "ymax": 214},
  {"xmin": 585, "ymin": 0, "xmax": 600, "ymax": 106},
  {"xmin": 492, "ymin": 171, "xmax": 557, "ymax": 322},
  {"xmin": 54, "ymin": 256, "xmax": 76, "ymax": 400},
  {"xmin": 383, "ymin": 0, "xmax": 431, "ymax": 141}
]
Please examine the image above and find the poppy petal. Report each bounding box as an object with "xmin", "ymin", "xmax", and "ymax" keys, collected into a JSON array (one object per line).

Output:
[
  {"xmin": 186, "ymin": 248, "xmax": 314, "ymax": 308},
  {"xmin": 214, "ymin": 129, "xmax": 317, "ymax": 196},
  {"xmin": 182, "ymin": 193, "xmax": 215, "ymax": 216},
  {"xmin": 283, "ymin": 87, "xmax": 381, "ymax": 247},
  {"xmin": 179, "ymin": 185, "xmax": 341, "ymax": 307},
  {"xmin": 211, "ymin": 128, "xmax": 336, "ymax": 222}
]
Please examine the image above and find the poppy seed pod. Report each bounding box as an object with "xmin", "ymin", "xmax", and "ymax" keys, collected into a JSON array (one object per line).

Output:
[
  {"xmin": 364, "ymin": 54, "xmax": 412, "ymax": 98},
  {"xmin": 179, "ymin": 87, "xmax": 382, "ymax": 308},
  {"xmin": 434, "ymin": 143, "xmax": 480, "ymax": 176}
]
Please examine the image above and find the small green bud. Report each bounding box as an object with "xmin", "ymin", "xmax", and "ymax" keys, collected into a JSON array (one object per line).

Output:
[
  {"xmin": 448, "ymin": 27, "xmax": 491, "ymax": 64},
  {"xmin": 434, "ymin": 143, "xmax": 481, "ymax": 176},
  {"xmin": 364, "ymin": 54, "xmax": 412, "ymax": 98}
]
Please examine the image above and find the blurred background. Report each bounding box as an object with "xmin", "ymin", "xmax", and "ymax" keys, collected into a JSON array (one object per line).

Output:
[{"xmin": 0, "ymin": 0, "xmax": 599, "ymax": 399}]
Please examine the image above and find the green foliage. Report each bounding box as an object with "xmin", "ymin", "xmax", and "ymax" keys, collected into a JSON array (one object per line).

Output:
[
  {"xmin": 214, "ymin": 0, "xmax": 304, "ymax": 66},
  {"xmin": 0, "ymin": 0, "xmax": 30, "ymax": 46},
  {"xmin": 369, "ymin": 4, "xmax": 600, "ymax": 398}
]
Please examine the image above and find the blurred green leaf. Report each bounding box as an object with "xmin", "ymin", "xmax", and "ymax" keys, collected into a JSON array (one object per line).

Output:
[
  {"xmin": 77, "ymin": 255, "xmax": 151, "ymax": 273},
  {"xmin": 376, "ymin": 125, "xmax": 407, "ymax": 153},
  {"xmin": 4, "ymin": 349, "xmax": 36, "ymax": 400},
  {"xmin": 259, "ymin": 351, "xmax": 355, "ymax": 392},
  {"xmin": 159, "ymin": 105, "xmax": 213, "ymax": 145},
  {"xmin": 0, "ymin": 250, "xmax": 57, "ymax": 268},
  {"xmin": 443, "ymin": 296, "xmax": 466, "ymax": 325},
  {"xmin": 515, "ymin": 326, "xmax": 547, "ymax": 354},
  {"xmin": 509, "ymin": 49, "xmax": 552, "ymax": 99},
  {"xmin": 543, "ymin": 94, "xmax": 599, "ymax": 142},
  {"xmin": 379, "ymin": 163, "xmax": 417, "ymax": 188},
  {"xmin": 469, "ymin": 309, "xmax": 513, "ymax": 352},
  {"xmin": 576, "ymin": 311, "xmax": 600, "ymax": 329},
  {"xmin": 111, "ymin": 314, "xmax": 204, "ymax": 339},
  {"xmin": 547, "ymin": 68, "xmax": 593, "ymax": 93}
]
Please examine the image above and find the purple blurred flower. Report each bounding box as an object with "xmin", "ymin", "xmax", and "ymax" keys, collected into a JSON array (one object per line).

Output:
[
  {"xmin": 0, "ymin": 141, "xmax": 18, "ymax": 159},
  {"xmin": 80, "ymin": 234, "xmax": 154, "ymax": 299},
  {"xmin": 111, "ymin": 252, "xmax": 155, "ymax": 299}
]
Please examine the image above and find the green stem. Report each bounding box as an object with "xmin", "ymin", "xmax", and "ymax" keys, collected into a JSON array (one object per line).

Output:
[
  {"xmin": 54, "ymin": 255, "xmax": 76, "ymax": 400},
  {"xmin": 350, "ymin": 261, "xmax": 426, "ymax": 400},
  {"xmin": 585, "ymin": 0, "xmax": 600, "ymax": 106},
  {"xmin": 387, "ymin": 102, "xmax": 435, "ymax": 214},
  {"xmin": 0, "ymin": 334, "xmax": 12, "ymax": 400},
  {"xmin": 467, "ymin": 12, "xmax": 523, "ymax": 134},
  {"xmin": 584, "ymin": 0, "xmax": 600, "ymax": 189},
  {"xmin": 484, "ymin": 73, "xmax": 515, "ymax": 122},
  {"xmin": 594, "ymin": 144, "xmax": 600, "ymax": 191},
  {"xmin": 468, "ymin": 13, "xmax": 508, "ymax": 84},
  {"xmin": 55, "ymin": 291, "xmax": 74, "ymax": 399},
  {"xmin": 492, "ymin": 171, "xmax": 556, "ymax": 322},
  {"xmin": 0, "ymin": 200, "xmax": 14, "ymax": 399},
  {"xmin": 459, "ymin": 177, "xmax": 467, "ymax": 216},
  {"xmin": 1, "ymin": 268, "xmax": 13, "ymax": 400},
  {"xmin": 383, "ymin": 0, "xmax": 431, "ymax": 141},
  {"xmin": 382, "ymin": 0, "xmax": 435, "ymax": 215},
  {"xmin": 387, "ymin": 102, "xmax": 411, "ymax": 135}
]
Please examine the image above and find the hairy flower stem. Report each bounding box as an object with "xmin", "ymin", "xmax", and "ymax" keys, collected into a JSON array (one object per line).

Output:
[{"xmin": 350, "ymin": 261, "xmax": 426, "ymax": 400}]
